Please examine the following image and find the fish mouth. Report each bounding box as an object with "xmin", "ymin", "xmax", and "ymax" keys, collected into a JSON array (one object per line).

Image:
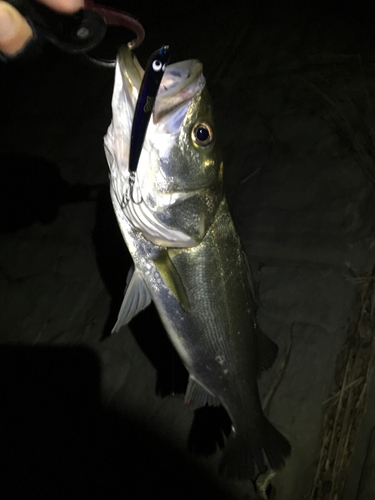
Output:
[
  {"xmin": 117, "ymin": 46, "xmax": 205, "ymax": 123},
  {"xmin": 153, "ymin": 60, "xmax": 205, "ymax": 122}
]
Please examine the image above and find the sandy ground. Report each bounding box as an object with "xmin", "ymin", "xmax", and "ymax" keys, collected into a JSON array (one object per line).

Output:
[{"xmin": 1, "ymin": 1, "xmax": 375, "ymax": 498}]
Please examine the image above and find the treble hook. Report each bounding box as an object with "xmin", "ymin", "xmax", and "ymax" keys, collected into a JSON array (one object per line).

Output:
[{"xmin": 123, "ymin": 171, "xmax": 143, "ymax": 206}]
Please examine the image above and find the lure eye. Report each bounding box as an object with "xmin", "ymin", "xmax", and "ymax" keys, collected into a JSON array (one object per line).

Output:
[
  {"xmin": 152, "ymin": 60, "xmax": 163, "ymax": 71},
  {"xmin": 191, "ymin": 122, "xmax": 213, "ymax": 147}
]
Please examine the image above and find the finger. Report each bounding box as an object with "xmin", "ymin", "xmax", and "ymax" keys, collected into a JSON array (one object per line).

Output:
[
  {"xmin": 0, "ymin": 1, "xmax": 32, "ymax": 55},
  {"xmin": 37, "ymin": 0, "xmax": 84, "ymax": 14}
]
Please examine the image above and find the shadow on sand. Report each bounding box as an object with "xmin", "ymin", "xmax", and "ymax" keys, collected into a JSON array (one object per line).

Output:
[{"xmin": 0, "ymin": 343, "xmax": 237, "ymax": 500}]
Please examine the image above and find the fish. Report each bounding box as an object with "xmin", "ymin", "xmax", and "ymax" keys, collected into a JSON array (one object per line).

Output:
[{"xmin": 103, "ymin": 45, "xmax": 291, "ymax": 480}]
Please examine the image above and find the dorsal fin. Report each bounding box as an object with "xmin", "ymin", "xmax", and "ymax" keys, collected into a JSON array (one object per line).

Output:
[
  {"xmin": 256, "ymin": 324, "xmax": 279, "ymax": 376},
  {"xmin": 241, "ymin": 248, "xmax": 259, "ymax": 306}
]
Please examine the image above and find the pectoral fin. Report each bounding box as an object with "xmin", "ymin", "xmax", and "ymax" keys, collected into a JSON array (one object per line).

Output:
[
  {"xmin": 152, "ymin": 249, "xmax": 191, "ymax": 311},
  {"xmin": 112, "ymin": 265, "xmax": 152, "ymax": 333}
]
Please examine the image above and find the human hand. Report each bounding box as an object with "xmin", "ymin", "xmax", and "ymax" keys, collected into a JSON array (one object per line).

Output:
[{"xmin": 0, "ymin": 0, "xmax": 83, "ymax": 55}]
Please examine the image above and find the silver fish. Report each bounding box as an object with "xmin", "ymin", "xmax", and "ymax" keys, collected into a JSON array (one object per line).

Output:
[{"xmin": 104, "ymin": 46, "xmax": 291, "ymax": 480}]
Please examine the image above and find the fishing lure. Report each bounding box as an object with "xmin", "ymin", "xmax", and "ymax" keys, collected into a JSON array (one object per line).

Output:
[{"xmin": 126, "ymin": 45, "xmax": 170, "ymax": 204}]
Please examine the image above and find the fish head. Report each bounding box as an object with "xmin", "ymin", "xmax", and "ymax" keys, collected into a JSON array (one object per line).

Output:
[{"xmin": 104, "ymin": 46, "xmax": 223, "ymax": 247}]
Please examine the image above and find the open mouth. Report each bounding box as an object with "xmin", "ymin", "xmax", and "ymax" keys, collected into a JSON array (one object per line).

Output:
[
  {"xmin": 160, "ymin": 69, "xmax": 191, "ymax": 92},
  {"xmin": 153, "ymin": 60, "xmax": 205, "ymax": 122}
]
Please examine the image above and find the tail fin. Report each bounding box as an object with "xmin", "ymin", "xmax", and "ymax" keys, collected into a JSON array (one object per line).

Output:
[{"xmin": 219, "ymin": 418, "xmax": 291, "ymax": 480}]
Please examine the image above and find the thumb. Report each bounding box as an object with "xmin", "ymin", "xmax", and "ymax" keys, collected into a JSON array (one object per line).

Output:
[{"xmin": 0, "ymin": 1, "xmax": 33, "ymax": 55}]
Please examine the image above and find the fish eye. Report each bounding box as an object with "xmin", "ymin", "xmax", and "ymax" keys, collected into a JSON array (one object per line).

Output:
[
  {"xmin": 191, "ymin": 122, "xmax": 213, "ymax": 147},
  {"xmin": 152, "ymin": 60, "xmax": 162, "ymax": 71}
]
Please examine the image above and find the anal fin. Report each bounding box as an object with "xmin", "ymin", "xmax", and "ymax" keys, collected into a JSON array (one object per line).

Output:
[{"xmin": 184, "ymin": 377, "xmax": 220, "ymax": 409}]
